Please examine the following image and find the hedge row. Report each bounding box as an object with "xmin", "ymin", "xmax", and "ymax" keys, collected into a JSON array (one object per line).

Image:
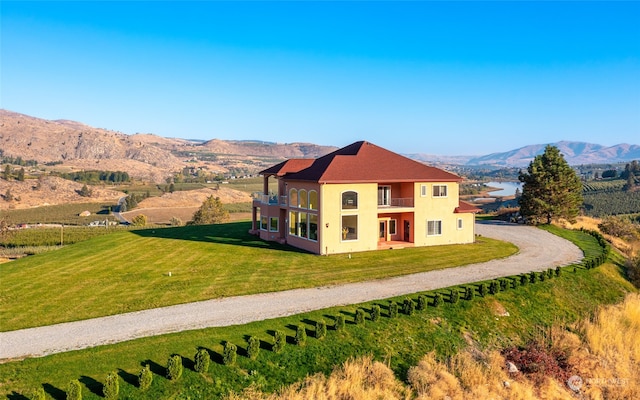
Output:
[{"xmin": 31, "ymin": 228, "xmax": 610, "ymax": 400}]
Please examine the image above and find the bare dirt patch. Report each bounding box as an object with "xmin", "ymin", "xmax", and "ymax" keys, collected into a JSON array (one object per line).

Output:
[
  {"xmin": 0, "ymin": 176, "xmax": 122, "ymax": 210},
  {"xmin": 121, "ymin": 187, "xmax": 252, "ymax": 224},
  {"xmin": 137, "ymin": 187, "xmax": 251, "ymax": 208}
]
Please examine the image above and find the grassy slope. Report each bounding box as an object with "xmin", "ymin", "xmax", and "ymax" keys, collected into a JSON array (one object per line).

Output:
[
  {"xmin": 0, "ymin": 221, "xmax": 515, "ymax": 331},
  {"xmin": 0, "ymin": 229, "xmax": 635, "ymax": 399}
]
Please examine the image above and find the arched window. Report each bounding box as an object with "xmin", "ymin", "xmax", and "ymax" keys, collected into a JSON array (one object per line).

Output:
[
  {"xmin": 299, "ymin": 189, "xmax": 308, "ymax": 209},
  {"xmin": 342, "ymin": 191, "xmax": 358, "ymax": 210},
  {"xmin": 289, "ymin": 188, "xmax": 298, "ymax": 208},
  {"xmin": 308, "ymin": 190, "xmax": 318, "ymax": 210}
]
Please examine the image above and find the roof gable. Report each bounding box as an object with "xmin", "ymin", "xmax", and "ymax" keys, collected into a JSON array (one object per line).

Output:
[
  {"xmin": 282, "ymin": 141, "xmax": 461, "ymax": 183},
  {"xmin": 260, "ymin": 158, "xmax": 315, "ymax": 176}
]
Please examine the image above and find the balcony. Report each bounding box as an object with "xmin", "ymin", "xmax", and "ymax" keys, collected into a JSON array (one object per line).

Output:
[
  {"xmin": 378, "ymin": 197, "xmax": 414, "ymax": 208},
  {"xmin": 254, "ymin": 193, "xmax": 288, "ymax": 206}
]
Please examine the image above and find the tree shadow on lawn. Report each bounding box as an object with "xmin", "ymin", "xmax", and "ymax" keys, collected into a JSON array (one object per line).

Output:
[
  {"xmin": 131, "ymin": 221, "xmax": 311, "ymax": 254},
  {"xmin": 42, "ymin": 383, "xmax": 65, "ymax": 400},
  {"xmin": 7, "ymin": 392, "xmax": 29, "ymax": 400},
  {"xmin": 141, "ymin": 359, "xmax": 166, "ymax": 378},
  {"xmin": 118, "ymin": 368, "xmax": 139, "ymax": 387},
  {"xmin": 79, "ymin": 375, "xmax": 103, "ymax": 397}
]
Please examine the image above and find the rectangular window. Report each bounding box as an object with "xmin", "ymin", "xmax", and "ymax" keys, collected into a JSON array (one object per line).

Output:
[
  {"xmin": 457, "ymin": 218, "xmax": 463, "ymax": 230},
  {"xmin": 299, "ymin": 190, "xmax": 308, "ymax": 209},
  {"xmin": 389, "ymin": 219, "xmax": 397, "ymax": 235},
  {"xmin": 432, "ymin": 185, "xmax": 447, "ymax": 197},
  {"xmin": 421, "ymin": 184, "xmax": 428, "ymax": 197},
  {"xmin": 260, "ymin": 216, "xmax": 268, "ymax": 230},
  {"xmin": 427, "ymin": 220, "xmax": 442, "ymax": 236},
  {"xmin": 309, "ymin": 214, "xmax": 318, "ymax": 241},
  {"xmin": 289, "ymin": 211, "xmax": 298, "ymax": 235},
  {"xmin": 299, "ymin": 212, "xmax": 308, "ymax": 238},
  {"xmin": 309, "ymin": 190, "xmax": 318, "ymax": 210},
  {"xmin": 270, "ymin": 217, "xmax": 279, "ymax": 232},
  {"xmin": 342, "ymin": 215, "xmax": 358, "ymax": 241},
  {"xmin": 377, "ymin": 186, "xmax": 391, "ymax": 206}
]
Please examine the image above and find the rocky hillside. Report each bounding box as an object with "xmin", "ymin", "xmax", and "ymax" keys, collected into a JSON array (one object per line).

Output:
[
  {"xmin": 201, "ymin": 139, "xmax": 336, "ymax": 158},
  {"xmin": 0, "ymin": 110, "xmax": 338, "ymax": 181},
  {"xmin": 0, "ymin": 110, "xmax": 183, "ymax": 172}
]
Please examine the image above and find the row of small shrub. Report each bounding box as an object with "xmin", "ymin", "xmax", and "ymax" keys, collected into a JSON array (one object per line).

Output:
[
  {"xmin": 580, "ymin": 228, "xmax": 612, "ymax": 259},
  {"xmin": 33, "ymin": 227, "xmax": 611, "ymax": 399}
]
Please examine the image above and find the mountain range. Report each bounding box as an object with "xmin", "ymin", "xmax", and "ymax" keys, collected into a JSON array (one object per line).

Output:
[
  {"xmin": 404, "ymin": 141, "xmax": 640, "ymax": 167},
  {"xmin": 1, "ymin": 110, "xmax": 638, "ymax": 176}
]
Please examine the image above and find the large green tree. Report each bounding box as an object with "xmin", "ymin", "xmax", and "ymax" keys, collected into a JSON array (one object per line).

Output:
[
  {"xmin": 190, "ymin": 196, "xmax": 229, "ymax": 225},
  {"xmin": 518, "ymin": 145, "xmax": 583, "ymax": 224}
]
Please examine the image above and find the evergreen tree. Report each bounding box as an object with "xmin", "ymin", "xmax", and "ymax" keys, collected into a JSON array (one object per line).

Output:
[
  {"xmin": 78, "ymin": 184, "xmax": 93, "ymax": 197},
  {"xmin": 2, "ymin": 164, "xmax": 11, "ymax": 180},
  {"xmin": 190, "ymin": 196, "xmax": 229, "ymax": 225},
  {"xmin": 623, "ymin": 172, "xmax": 636, "ymax": 192},
  {"xmin": 17, "ymin": 168, "xmax": 25, "ymax": 182},
  {"xmin": 518, "ymin": 145, "xmax": 583, "ymax": 224}
]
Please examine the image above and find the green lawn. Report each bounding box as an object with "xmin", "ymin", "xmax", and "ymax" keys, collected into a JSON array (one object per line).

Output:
[
  {"xmin": 0, "ymin": 227, "xmax": 634, "ymax": 399},
  {"xmin": 0, "ymin": 221, "xmax": 516, "ymax": 331}
]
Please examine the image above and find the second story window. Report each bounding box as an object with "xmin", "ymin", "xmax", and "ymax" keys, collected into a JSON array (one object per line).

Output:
[
  {"xmin": 432, "ymin": 185, "xmax": 447, "ymax": 197},
  {"xmin": 299, "ymin": 189, "xmax": 308, "ymax": 208},
  {"xmin": 289, "ymin": 188, "xmax": 298, "ymax": 207},
  {"xmin": 378, "ymin": 186, "xmax": 391, "ymax": 206},
  {"xmin": 342, "ymin": 191, "xmax": 358, "ymax": 210},
  {"xmin": 309, "ymin": 190, "xmax": 318, "ymax": 210}
]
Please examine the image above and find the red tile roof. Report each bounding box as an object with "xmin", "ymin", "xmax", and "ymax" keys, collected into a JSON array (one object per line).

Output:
[
  {"xmin": 271, "ymin": 141, "xmax": 462, "ymax": 183},
  {"xmin": 260, "ymin": 158, "xmax": 315, "ymax": 177},
  {"xmin": 455, "ymin": 201, "xmax": 482, "ymax": 213}
]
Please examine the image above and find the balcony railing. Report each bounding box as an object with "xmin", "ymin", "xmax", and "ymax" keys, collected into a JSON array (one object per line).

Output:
[
  {"xmin": 255, "ymin": 193, "xmax": 288, "ymax": 206},
  {"xmin": 378, "ymin": 198, "xmax": 414, "ymax": 208}
]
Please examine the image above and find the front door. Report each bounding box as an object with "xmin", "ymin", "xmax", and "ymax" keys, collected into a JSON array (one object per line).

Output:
[
  {"xmin": 379, "ymin": 220, "xmax": 387, "ymax": 242},
  {"xmin": 404, "ymin": 220, "xmax": 410, "ymax": 242}
]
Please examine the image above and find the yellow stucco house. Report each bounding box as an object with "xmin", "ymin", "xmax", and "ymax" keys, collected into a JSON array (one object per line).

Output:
[{"xmin": 250, "ymin": 141, "xmax": 480, "ymax": 255}]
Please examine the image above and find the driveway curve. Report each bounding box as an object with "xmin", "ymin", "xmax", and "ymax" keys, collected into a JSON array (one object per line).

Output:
[{"xmin": 0, "ymin": 221, "xmax": 583, "ymax": 362}]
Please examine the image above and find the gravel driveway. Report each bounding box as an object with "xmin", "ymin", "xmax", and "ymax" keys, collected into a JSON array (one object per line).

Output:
[{"xmin": 0, "ymin": 221, "xmax": 583, "ymax": 362}]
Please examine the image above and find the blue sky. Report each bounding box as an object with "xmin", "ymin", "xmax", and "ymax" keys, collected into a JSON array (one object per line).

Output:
[{"xmin": 2, "ymin": 1, "xmax": 639, "ymax": 155}]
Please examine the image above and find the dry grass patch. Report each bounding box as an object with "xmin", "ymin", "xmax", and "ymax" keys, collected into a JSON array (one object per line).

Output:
[
  {"xmin": 558, "ymin": 216, "xmax": 640, "ymax": 257},
  {"xmin": 226, "ymin": 294, "xmax": 640, "ymax": 400}
]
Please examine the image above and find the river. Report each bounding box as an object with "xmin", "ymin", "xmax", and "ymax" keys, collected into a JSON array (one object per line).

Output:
[{"xmin": 486, "ymin": 181, "xmax": 523, "ymax": 196}]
